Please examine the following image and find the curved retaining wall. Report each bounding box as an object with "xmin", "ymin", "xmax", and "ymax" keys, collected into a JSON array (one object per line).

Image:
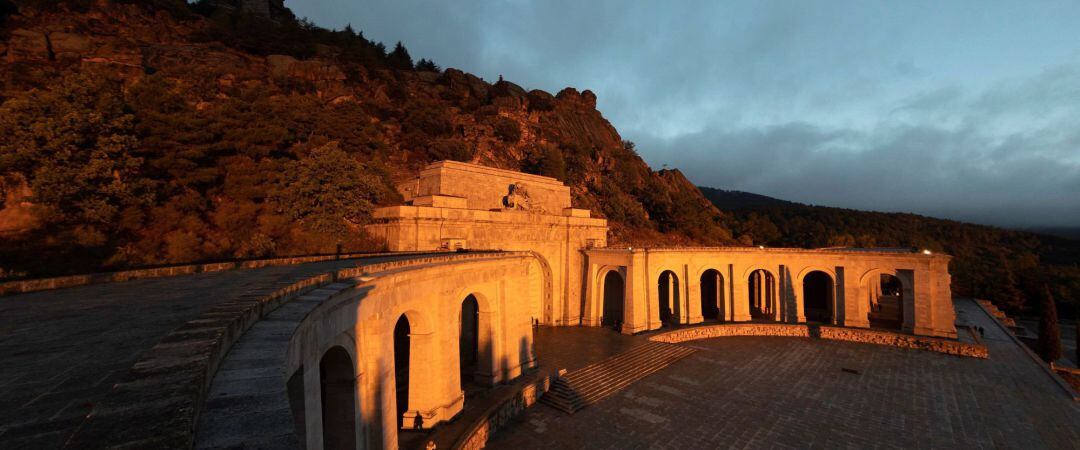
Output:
[
  {"xmin": 648, "ymin": 323, "xmax": 988, "ymax": 358},
  {"xmin": 0, "ymin": 251, "xmax": 442, "ymax": 296},
  {"xmin": 63, "ymin": 251, "xmax": 507, "ymax": 449}
]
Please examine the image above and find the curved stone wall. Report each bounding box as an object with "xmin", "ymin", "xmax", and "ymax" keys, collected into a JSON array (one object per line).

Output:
[
  {"xmin": 194, "ymin": 252, "xmax": 545, "ymax": 450},
  {"xmin": 647, "ymin": 323, "xmax": 987, "ymax": 358}
]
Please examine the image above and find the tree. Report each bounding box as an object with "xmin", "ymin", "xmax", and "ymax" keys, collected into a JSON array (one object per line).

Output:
[
  {"xmin": 0, "ymin": 72, "xmax": 156, "ymax": 246},
  {"xmin": 988, "ymin": 253, "xmax": 1025, "ymax": 311},
  {"xmin": 277, "ymin": 142, "xmax": 381, "ymax": 234},
  {"xmin": 387, "ymin": 41, "xmax": 413, "ymax": 70},
  {"xmin": 522, "ymin": 142, "xmax": 566, "ymax": 181},
  {"xmin": 415, "ymin": 58, "xmax": 440, "ymax": 72},
  {"xmin": 1036, "ymin": 284, "xmax": 1062, "ymax": 363},
  {"xmin": 493, "ymin": 117, "xmax": 521, "ymax": 143}
]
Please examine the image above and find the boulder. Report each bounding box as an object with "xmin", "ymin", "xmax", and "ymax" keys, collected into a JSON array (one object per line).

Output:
[
  {"xmin": 556, "ymin": 87, "xmax": 581, "ymax": 102},
  {"xmin": 527, "ymin": 89, "xmax": 556, "ymax": 111},
  {"xmin": 581, "ymin": 89, "xmax": 597, "ymax": 109},
  {"xmin": 7, "ymin": 29, "xmax": 47, "ymax": 61},
  {"xmin": 48, "ymin": 32, "xmax": 91, "ymax": 60},
  {"xmin": 492, "ymin": 79, "xmax": 526, "ymax": 99},
  {"xmin": 266, "ymin": 54, "xmax": 298, "ymax": 78}
]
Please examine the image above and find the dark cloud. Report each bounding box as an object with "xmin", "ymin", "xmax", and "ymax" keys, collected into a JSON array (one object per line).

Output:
[{"xmin": 287, "ymin": 0, "xmax": 1080, "ymax": 227}]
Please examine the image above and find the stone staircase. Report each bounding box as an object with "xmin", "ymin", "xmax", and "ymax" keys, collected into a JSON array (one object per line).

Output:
[{"xmin": 542, "ymin": 341, "xmax": 696, "ymax": 414}]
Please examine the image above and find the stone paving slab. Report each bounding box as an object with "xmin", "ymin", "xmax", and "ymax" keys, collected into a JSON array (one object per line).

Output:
[
  {"xmin": 490, "ymin": 299, "xmax": 1080, "ymax": 449},
  {"xmin": 0, "ymin": 255, "xmax": 421, "ymax": 449}
]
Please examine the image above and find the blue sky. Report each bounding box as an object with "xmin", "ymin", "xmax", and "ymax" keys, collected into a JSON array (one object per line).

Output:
[{"xmin": 286, "ymin": 0, "xmax": 1080, "ymax": 228}]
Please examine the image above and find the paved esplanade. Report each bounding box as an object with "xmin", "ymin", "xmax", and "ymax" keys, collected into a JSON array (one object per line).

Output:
[
  {"xmin": 491, "ymin": 299, "xmax": 1080, "ymax": 449},
  {"xmin": 0, "ymin": 255, "xmax": 422, "ymax": 448}
]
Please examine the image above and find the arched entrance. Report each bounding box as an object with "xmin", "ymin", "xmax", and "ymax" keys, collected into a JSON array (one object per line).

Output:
[
  {"xmin": 747, "ymin": 269, "xmax": 776, "ymax": 320},
  {"xmin": 393, "ymin": 315, "xmax": 411, "ymax": 429},
  {"xmin": 700, "ymin": 269, "xmax": 724, "ymax": 321},
  {"xmin": 601, "ymin": 270, "xmax": 625, "ymax": 330},
  {"xmin": 658, "ymin": 270, "xmax": 680, "ymax": 326},
  {"xmin": 459, "ymin": 295, "xmax": 479, "ymax": 388},
  {"xmin": 869, "ymin": 273, "xmax": 904, "ymax": 330},
  {"xmin": 802, "ymin": 271, "xmax": 834, "ymax": 323},
  {"xmin": 320, "ymin": 346, "xmax": 356, "ymax": 450}
]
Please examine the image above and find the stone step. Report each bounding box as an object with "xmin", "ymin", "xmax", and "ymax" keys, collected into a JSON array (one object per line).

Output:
[{"xmin": 542, "ymin": 341, "xmax": 695, "ymax": 414}]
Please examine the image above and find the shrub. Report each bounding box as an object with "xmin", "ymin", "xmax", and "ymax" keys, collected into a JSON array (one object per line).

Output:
[
  {"xmin": 493, "ymin": 117, "xmax": 521, "ymax": 143},
  {"xmin": 427, "ymin": 138, "xmax": 473, "ymax": 162},
  {"xmin": 522, "ymin": 142, "xmax": 566, "ymax": 181}
]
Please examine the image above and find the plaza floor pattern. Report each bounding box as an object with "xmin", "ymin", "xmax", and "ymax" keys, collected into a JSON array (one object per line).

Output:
[{"xmin": 490, "ymin": 299, "xmax": 1080, "ymax": 449}]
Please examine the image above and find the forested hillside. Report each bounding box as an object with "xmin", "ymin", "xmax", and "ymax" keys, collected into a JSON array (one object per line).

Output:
[
  {"xmin": 701, "ymin": 187, "xmax": 1080, "ymax": 316},
  {"xmin": 0, "ymin": 0, "xmax": 1074, "ymax": 315},
  {"xmin": 0, "ymin": 0, "xmax": 733, "ymax": 279}
]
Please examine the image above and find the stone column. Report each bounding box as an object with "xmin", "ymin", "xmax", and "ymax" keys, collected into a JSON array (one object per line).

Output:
[
  {"xmin": 687, "ymin": 270, "xmax": 704, "ymax": 324},
  {"xmin": 404, "ymin": 330, "xmax": 461, "ymax": 426},
  {"xmin": 303, "ymin": 359, "xmax": 324, "ymax": 450},
  {"xmin": 581, "ymin": 263, "xmax": 600, "ymax": 327},
  {"xmin": 839, "ymin": 267, "xmax": 866, "ymax": 328},
  {"xmin": 732, "ymin": 268, "xmax": 749, "ymax": 322},
  {"xmin": 792, "ymin": 268, "xmax": 806, "ymax": 323},
  {"xmin": 475, "ymin": 310, "xmax": 498, "ymax": 385}
]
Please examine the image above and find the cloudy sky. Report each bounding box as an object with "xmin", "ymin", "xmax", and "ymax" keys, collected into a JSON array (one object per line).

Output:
[{"xmin": 286, "ymin": 0, "xmax": 1080, "ymax": 228}]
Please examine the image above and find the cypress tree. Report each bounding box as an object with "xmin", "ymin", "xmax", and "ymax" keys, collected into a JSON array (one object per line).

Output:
[
  {"xmin": 1036, "ymin": 284, "xmax": 1062, "ymax": 363},
  {"xmin": 387, "ymin": 41, "xmax": 413, "ymax": 70}
]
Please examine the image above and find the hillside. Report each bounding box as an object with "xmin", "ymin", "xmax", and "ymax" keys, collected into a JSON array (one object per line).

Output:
[
  {"xmin": 1, "ymin": 0, "xmax": 1075, "ymax": 315},
  {"xmin": 0, "ymin": 0, "xmax": 733, "ymax": 279},
  {"xmin": 700, "ymin": 187, "xmax": 1080, "ymax": 316}
]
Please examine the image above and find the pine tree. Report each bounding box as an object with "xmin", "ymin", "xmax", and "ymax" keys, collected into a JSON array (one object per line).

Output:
[
  {"xmin": 416, "ymin": 58, "xmax": 440, "ymax": 72},
  {"xmin": 989, "ymin": 253, "xmax": 1025, "ymax": 311},
  {"xmin": 1036, "ymin": 284, "xmax": 1062, "ymax": 363},
  {"xmin": 387, "ymin": 41, "xmax": 413, "ymax": 70}
]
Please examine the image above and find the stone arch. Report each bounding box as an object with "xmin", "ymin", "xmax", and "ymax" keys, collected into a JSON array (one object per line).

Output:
[
  {"xmin": 861, "ymin": 269, "xmax": 909, "ymax": 331},
  {"xmin": 698, "ymin": 268, "xmax": 725, "ymax": 321},
  {"xmin": 527, "ymin": 251, "xmax": 555, "ymax": 325},
  {"xmin": 319, "ymin": 345, "xmax": 357, "ymax": 450},
  {"xmin": 744, "ymin": 267, "xmax": 778, "ymax": 321},
  {"xmin": 392, "ymin": 309, "xmax": 434, "ymax": 431},
  {"xmin": 657, "ymin": 269, "xmax": 681, "ymax": 326},
  {"xmin": 801, "ymin": 270, "xmax": 835, "ymax": 323},
  {"xmin": 455, "ymin": 291, "xmax": 497, "ymax": 387},
  {"xmin": 598, "ymin": 267, "xmax": 626, "ymax": 330}
]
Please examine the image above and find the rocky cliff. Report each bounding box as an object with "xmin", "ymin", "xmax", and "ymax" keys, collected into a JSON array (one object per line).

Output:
[{"xmin": 0, "ymin": 1, "xmax": 733, "ymax": 277}]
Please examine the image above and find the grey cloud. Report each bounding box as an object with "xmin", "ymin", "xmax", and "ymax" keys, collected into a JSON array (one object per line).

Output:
[{"xmin": 287, "ymin": 0, "xmax": 1080, "ymax": 228}]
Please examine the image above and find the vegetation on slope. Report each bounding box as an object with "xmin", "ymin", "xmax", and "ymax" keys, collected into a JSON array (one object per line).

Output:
[
  {"xmin": 0, "ymin": 0, "xmax": 732, "ymax": 278},
  {"xmin": 700, "ymin": 187, "xmax": 1080, "ymax": 316}
]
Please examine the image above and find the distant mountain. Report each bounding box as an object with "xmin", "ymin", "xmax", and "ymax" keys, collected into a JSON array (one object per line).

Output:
[
  {"xmin": 1024, "ymin": 228, "xmax": 1080, "ymax": 241},
  {"xmin": 696, "ymin": 187, "xmax": 797, "ymax": 210},
  {"xmin": 699, "ymin": 184, "xmax": 1080, "ymax": 316}
]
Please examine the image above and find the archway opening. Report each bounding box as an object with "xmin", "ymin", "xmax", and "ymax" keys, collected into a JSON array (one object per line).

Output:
[
  {"xmin": 393, "ymin": 315, "xmax": 411, "ymax": 429},
  {"xmin": 658, "ymin": 270, "xmax": 680, "ymax": 326},
  {"xmin": 869, "ymin": 273, "xmax": 904, "ymax": 330},
  {"xmin": 700, "ymin": 269, "xmax": 724, "ymax": 321},
  {"xmin": 286, "ymin": 367, "xmax": 306, "ymax": 446},
  {"xmin": 803, "ymin": 271, "xmax": 834, "ymax": 323},
  {"xmin": 319, "ymin": 346, "xmax": 356, "ymax": 450},
  {"xmin": 747, "ymin": 269, "xmax": 776, "ymax": 320},
  {"xmin": 459, "ymin": 295, "xmax": 479, "ymax": 389},
  {"xmin": 601, "ymin": 270, "xmax": 625, "ymax": 330}
]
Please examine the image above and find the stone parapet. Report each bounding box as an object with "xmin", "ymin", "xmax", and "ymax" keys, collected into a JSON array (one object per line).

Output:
[
  {"xmin": 648, "ymin": 323, "xmax": 987, "ymax": 358},
  {"xmin": 0, "ymin": 251, "xmax": 442, "ymax": 297}
]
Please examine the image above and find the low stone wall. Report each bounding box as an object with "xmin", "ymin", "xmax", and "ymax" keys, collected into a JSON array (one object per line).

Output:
[
  {"xmin": 452, "ymin": 376, "xmax": 553, "ymax": 450},
  {"xmin": 64, "ymin": 252, "xmax": 514, "ymax": 448},
  {"xmin": 0, "ymin": 251, "xmax": 438, "ymax": 296},
  {"xmin": 66, "ymin": 271, "xmax": 338, "ymax": 448},
  {"xmin": 649, "ymin": 323, "xmax": 988, "ymax": 358}
]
